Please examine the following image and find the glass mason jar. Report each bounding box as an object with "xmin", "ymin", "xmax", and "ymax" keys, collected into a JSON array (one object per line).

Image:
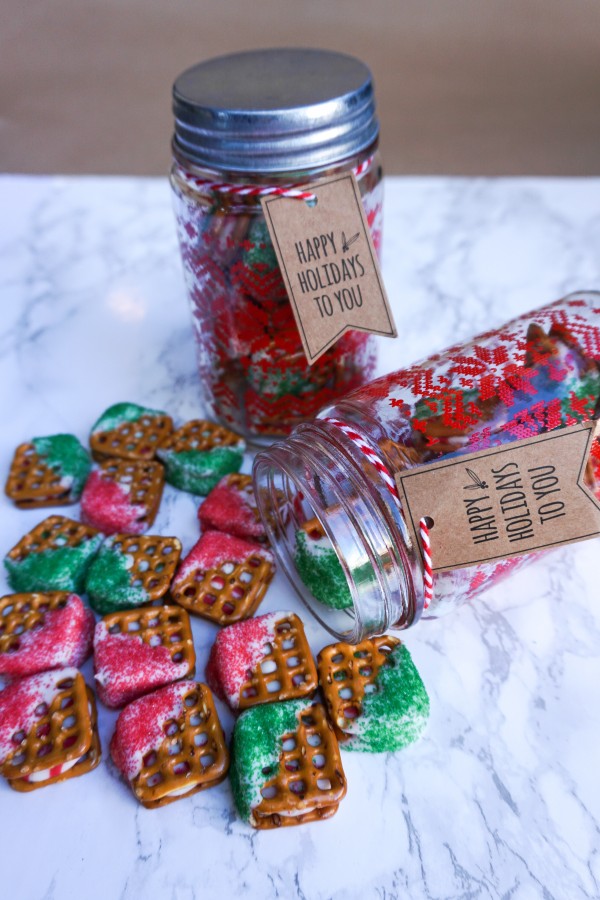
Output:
[
  {"xmin": 170, "ymin": 48, "xmax": 383, "ymax": 446},
  {"xmin": 254, "ymin": 292, "xmax": 600, "ymax": 640}
]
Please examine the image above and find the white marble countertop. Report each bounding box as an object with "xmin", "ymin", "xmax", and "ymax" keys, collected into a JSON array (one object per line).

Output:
[{"xmin": 2, "ymin": 174, "xmax": 600, "ymax": 900}]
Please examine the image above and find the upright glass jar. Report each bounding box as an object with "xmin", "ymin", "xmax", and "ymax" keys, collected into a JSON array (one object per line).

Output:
[
  {"xmin": 170, "ymin": 48, "xmax": 383, "ymax": 445},
  {"xmin": 254, "ymin": 292, "xmax": 600, "ymax": 640}
]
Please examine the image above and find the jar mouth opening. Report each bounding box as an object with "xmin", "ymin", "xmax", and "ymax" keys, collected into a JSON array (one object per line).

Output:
[
  {"xmin": 253, "ymin": 425, "xmax": 415, "ymax": 640},
  {"xmin": 253, "ymin": 449, "xmax": 362, "ymax": 641}
]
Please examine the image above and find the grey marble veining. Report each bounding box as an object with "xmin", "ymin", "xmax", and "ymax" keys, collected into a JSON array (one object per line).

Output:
[{"xmin": 1, "ymin": 174, "xmax": 600, "ymax": 900}]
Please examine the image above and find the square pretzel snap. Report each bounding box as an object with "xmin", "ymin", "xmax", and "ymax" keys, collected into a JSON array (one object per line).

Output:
[
  {"xmin": 171, "ymin": 532, "xmax": 275, "ymax": 625},
  {"xmin": 0, "ymin": 591, "xmax": 95, "ymax": 678},
  {"xmin": 206, "ymin": 612, "xmax": 317, "ymax": 711},
  {"xmin": 94, "ymin": 606, "xmax": 196, "ymax": 708},
  {"xmin": 4, "ymin": 515, "xmax": 103, "ymax": 594},
  {"xmin": 0, "ymin": 668, "xmax": 101, "ymax": 791},
  {"xmin": 317, "ymin": 636, "xmax": 430, "ymax": 753},
  {"xmin": 294, "ymin": 518, "xmax": 353, "ymax": 610},
  {"xmin": 110, "ymin": 681, "xmax": 229, "ymax": 808},
  {"xmin": 5, "ymin": 435, "xmax": 91, "ymax": 508},
  {"xmin": 157, "ymin": 419, "xmax": 245, "ymax": 495},
  {"xmin": 230, "ymin": 698, "xmax": 346, "ymax": 828},
  {"xmin": 198, "ymin": 473, "xmax": 268, "ymax": 543},
  {"xmin": 90, "ymin": 402, "xmax": 173, "ymax": 462},
  {"xmin": 85, "ymin": 533, "xmax": 182, "ymax": 614},
  {"xmin": 80, "ymin": 458, "xmax": 164, "ymax": 535}
]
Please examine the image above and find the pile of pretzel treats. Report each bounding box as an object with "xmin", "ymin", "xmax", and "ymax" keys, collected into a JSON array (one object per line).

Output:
[{"xmin": 1, "ymin": 402, "xmax": 428, "ymax": 826}]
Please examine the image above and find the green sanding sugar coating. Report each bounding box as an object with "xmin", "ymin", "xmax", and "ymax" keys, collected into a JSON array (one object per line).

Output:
[
  {"xmin": 32, "ymin": 434, "xmax": 91, "ymax": 497},
  {"xmin": 562, "ymin": 368, "xmax": 600, "ymax": 420},
  {"xmin": 85, "ymin": 545, "xmax": 147, "ymax": 614},
  {"xmin": 247, "ymin": 358, "xmax": 314, "ymax": 400},
  {"xmin": 294, "ymin": 529, "xmax": 353, "ymax": 610},
  {"xmin": 159, "ymin": 446, "xmax": 244, "ymax": 495},
  {"xmin": 4, "ymin": 536, "xmax": 103, "ymax": 594},
  {"xmin": 91, "ymin": 402, "xmax": 168, "ymax": 435},
  {"xmin": 244, "ymin": 219, "xmax": 279, "ymax": 273},
  {"xmin": 230, "ymin": 698, "xmax": 307, "ymax": 824},
  {"xmin": 345, "ymin": 644, "xmax": 430, "ymax": 753}
]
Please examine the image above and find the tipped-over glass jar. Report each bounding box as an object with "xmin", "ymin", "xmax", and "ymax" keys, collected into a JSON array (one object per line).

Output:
[
  {"xmin": 254, "ymin": 292, "xmax": 600, "ymax": 641},
  {"xmin": 170, "ymin": 48, "xmax": 383, "ymax": 445}
]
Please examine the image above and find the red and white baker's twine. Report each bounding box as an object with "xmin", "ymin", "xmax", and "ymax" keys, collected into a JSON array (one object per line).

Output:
[
  {"xmin": 324, "ymin": 417, "xmax": 434, "ymax": 609},
  {"xmin": 177, "ymin": 155, "xmax": 375, "ymax": 203}
]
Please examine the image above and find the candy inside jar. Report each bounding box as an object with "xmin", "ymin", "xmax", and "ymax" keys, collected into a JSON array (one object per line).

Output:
[
  {"xmin": 254, "ymin": 292, "xmax": 600, "ymax": 640},
  {"xmin": 170, "ymin": 49, "xmax": 383, "ymax": 445}
]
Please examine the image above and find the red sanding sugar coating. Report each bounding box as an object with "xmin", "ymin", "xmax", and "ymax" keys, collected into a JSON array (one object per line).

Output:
[
  {"xmin": 198, "ymin": 476, "xmax": 265, "ymax": 542},
  {"xmin": 110, "ymin": 681, "xmax": 189, "ymax": 781},
  {"xmin": 171, "ymin": 155, "xmax": 383, "ymax": 442},
  {"xmin": 93, "ymin": 622, "xmax": 189, "ymax": 708},
  {"xmin": 0, "ymin": 668, "xmax": 79, "ymax": 764},
  {"xmin": 80, "ymin": 471, "xmax": 145, "ymax": 535},
  {"xmin": 205, "ymin": 612, "xmax": 277, "ymax": 707},
  {"xmin": 175, "ymin": 531, "xmax": 274, "ymax": 584},
  {"xmin": 0, "ymin": 594, "xmax": 94, "ymax": 679}
]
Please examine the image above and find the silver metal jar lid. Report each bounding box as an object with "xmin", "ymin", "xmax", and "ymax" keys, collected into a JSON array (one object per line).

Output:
[{"xmin": 172, "ymin": 48, "xmax": 379, "ymax": 175}]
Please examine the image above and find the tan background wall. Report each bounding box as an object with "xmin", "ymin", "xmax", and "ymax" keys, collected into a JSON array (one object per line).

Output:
[{"xmin": 2, "ymin": 0, "xmax": 599, "ymax": 176}]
